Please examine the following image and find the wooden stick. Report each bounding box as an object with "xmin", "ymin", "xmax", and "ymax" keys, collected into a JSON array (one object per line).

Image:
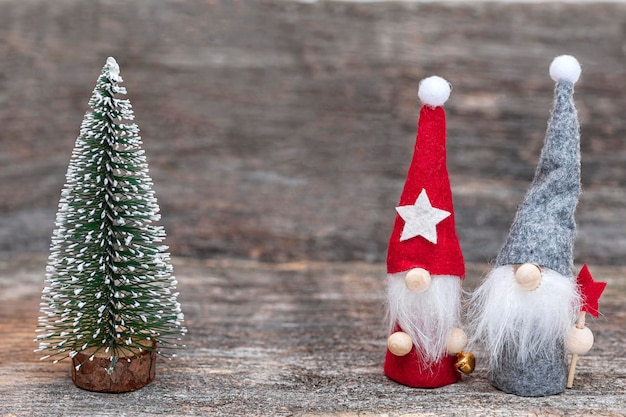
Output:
[{"xmin": 567, "ymin": 311, "xmax": 586, "ymax": 388}]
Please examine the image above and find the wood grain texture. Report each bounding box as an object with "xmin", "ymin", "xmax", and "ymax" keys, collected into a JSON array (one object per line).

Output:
[
  {"xmin": 1, "ymin": 255, "xmax": 624, "ymax": 416},
  {"xmin": 0, "ymin": 2, "xmax": 625, "ymax": 414},
  {"xmin": 71, "ymin": 347, "xmax": 157, "ymax": 393},
  {"xmin": 0, "ymin": 0, "xmax": 625, "ymax": 266}
]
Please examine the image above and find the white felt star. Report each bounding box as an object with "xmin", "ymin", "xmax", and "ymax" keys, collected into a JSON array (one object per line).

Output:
[{"xmin": 396, "ymin": 189, "xmax": 451, "ymax": 244}]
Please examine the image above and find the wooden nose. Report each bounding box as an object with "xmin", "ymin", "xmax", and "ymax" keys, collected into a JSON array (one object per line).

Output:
[
  {"xmin": 515, "ymin": 263, "xmax": 542, "ymax": 291},
  {"xmin": 404, "ymin": 268, "xmax": 431, "ymax": 293}
]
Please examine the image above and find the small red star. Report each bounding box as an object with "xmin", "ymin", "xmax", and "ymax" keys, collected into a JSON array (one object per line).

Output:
[{"xmin": 576, "ymin": 264, "xmax": 607, "ymax": 318}]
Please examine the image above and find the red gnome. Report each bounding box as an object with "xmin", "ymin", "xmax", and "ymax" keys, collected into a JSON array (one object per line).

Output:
[{"xmin": 384, "ymin": 76, "xmax": 472, "ymax": 388}]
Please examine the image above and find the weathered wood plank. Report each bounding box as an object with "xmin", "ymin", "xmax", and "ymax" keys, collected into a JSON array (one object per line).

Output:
[
  {"xmin": 1, "ymin": 0, "xmax": 625, "ymax": 265},
  {"xmin": 1, "ymin": 256, "xmax": 624, "ymax": 416}
]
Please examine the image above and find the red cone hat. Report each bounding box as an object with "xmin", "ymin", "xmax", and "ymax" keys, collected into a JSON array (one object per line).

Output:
[{"xmin": 386, "ymin": 76, "xmax": 465, "ymax": 278}]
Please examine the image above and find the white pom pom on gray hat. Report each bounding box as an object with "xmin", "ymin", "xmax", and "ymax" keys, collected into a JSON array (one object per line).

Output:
[{"xmin": 549, "ymin": 55, "xmax": 581, "ymax": 84}]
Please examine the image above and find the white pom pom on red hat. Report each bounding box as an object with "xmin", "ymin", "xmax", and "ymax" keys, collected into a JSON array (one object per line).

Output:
[
  {"xmin": 549, "ymin": 55, "xmax": 581, "ymax": 84},
  {"xmin": 418, "ymin": 76, "xmax": 451, "ymax": 107}
]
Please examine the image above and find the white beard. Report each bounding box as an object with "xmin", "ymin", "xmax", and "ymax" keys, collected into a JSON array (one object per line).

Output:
[
  {"xmin": 387, "ymin": 273, "xmax": 462, "ymax": 365},
  {"xmin": 468, "ymin": 265, "xmax": 580, "ymax": 367}
]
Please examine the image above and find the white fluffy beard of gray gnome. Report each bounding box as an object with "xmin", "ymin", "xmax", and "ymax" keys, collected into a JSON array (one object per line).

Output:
[{"xmin": 469, "ymin": 55, "xmax": 589, "ymax": 397}]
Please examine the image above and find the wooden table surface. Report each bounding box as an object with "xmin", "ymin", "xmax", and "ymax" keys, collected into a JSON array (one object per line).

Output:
[{"xmin": 1, "ymin": 255, "xmax": 624, "ymax": 416}]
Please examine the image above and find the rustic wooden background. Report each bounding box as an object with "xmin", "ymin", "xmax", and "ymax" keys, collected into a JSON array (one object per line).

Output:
[
  {"xmin": 0, "ymin": 0, "xmax": 625, "ymax": 416},
  {"xmin": 1, "ymin": 0, "xmax": 625, "ymax": 265}
]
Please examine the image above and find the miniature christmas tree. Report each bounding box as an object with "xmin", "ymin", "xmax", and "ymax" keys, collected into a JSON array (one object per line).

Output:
[{"xmin": 36, "ymin": 57, "xmax": 186, "ymax": 392}]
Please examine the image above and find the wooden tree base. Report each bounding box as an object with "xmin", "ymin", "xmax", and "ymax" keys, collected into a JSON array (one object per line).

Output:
[{"xmin": 71, "ymin": 346, "xmax": 157, "ymax": 393}]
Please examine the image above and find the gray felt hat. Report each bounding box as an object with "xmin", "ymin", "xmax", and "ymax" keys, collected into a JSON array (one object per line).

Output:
[{"xmin": 496, "ymin": 55, "xmax": 582, "ymax": 277}]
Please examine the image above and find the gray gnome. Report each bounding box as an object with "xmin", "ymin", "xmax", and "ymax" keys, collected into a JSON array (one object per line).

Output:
[{"xmin": 469, "ymin": 55, "xmax": 590, "ymax": 397}]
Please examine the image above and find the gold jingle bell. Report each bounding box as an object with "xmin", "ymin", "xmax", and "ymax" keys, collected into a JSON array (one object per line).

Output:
[{"xmin": 455, "ymin": 352, "xmax": 475, "ymax": 375}]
